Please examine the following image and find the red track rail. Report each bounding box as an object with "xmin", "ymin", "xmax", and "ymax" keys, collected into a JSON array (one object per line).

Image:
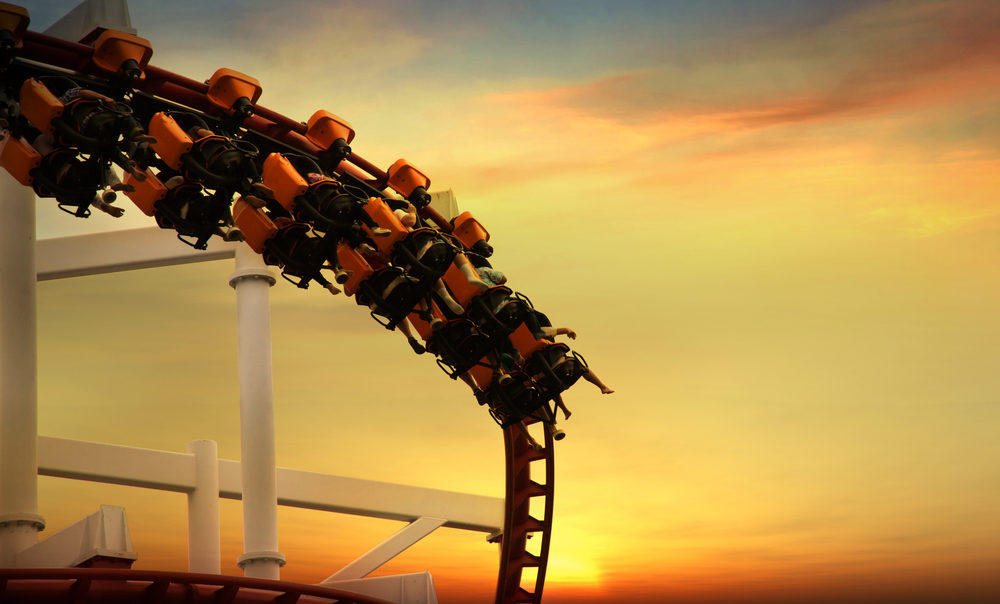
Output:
[
  {"xmin": 0, "ymin": 568, "xmax": 395, "ymax": 603},
  {"xmin": 496, "ymin": 422, "xmax": 555, "ymax": 604},
  {"xmin": 5, "ymin": 27, "xmax": 556, "ymax": 604}
]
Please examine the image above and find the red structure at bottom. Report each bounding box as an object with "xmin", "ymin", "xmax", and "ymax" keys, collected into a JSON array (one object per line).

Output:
[{"xmin": 0, "ymin": 568, "xmax": 395, "ymax": 604}]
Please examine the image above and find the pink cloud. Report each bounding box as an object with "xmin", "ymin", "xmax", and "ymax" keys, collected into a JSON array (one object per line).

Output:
[{"xmin": 485, "ymin": 0, "xmax": 1000, "ymax": 133}]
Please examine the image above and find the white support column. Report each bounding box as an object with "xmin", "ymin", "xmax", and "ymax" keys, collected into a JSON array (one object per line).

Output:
[
  {"xmin": 0, "ymin": 175, "xmax": 45, "ymax": 566},
  {"xmin": 186, "ymin": 439, "xmax": 221, "ymax": 574},
  {"xmin": 229, "ymin": 244, "xmax": 284, "ymax": 579}
]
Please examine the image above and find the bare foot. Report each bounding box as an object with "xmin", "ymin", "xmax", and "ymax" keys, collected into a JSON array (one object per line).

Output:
[
  {"xmin": 325, "ymin": 283, "xmax": 341, "ymax": 296},
  {"xmin": 601, "ymin": 387, "xmax": 614, "ymax": 394}
]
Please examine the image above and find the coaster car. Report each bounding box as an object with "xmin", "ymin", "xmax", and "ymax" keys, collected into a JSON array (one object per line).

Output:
[
  {"xmin": 261, "ymin": 152, "xmax": 373, "ymax": 245},
  {"xmin": 124, "ymin": 168, "xmax": 239, "ymax": 249},
  {"xmin": 148, "ymin": 111, "xmax": 261, "ymax": 194},
  {"xmin": 509, "ymin": 320, "xmax": 589, "ymax": 399},
  {"xmin": 386, "ymin": 159, "xmax": 431, "ymax": 208},
  {"xmin": 233, "ymin": 200, "xmax": 333, "ymax": 289},
  {"xmin": 0, "ymin": 131, "xmax": 40, "ymax": 186},
  {"xmin": 452, "ymin": 211, "xmax": 492, "ymax": 257},
  {"xmin": 90, "ymin": 29, "xmax": 153, "ymax": 86},
  {"xmin": 206, "ymin": 68, "xmax": 261, "ymax": 131},
  {"xmin": 422, "ymin": 317, "xmax": 495, "ymax": 378},
  {"xmin": 353, "ymin": 265, "xmax": 434, "ymax": 330},
  {"xmin": 0, "ymin": 133, "xmax": 104, "ymax": 217},
  {"xmin": 523, "ymin": 342, "xmax": 588, "ymax": 397},
  {"xmin": 362, "ymin": 196, "xmax": 457, "ymax": 281},
  {"xmin": 0, "ymin": 3, "xmax": 29, "ymax": 52},
  {"xmin": 33, "ymin": 147, "xmax": 104, "ymax": 217},
  {"xmin": 304, "ymin": 110, "xmax": 354, "ymax": 172},
  {"xmin": 19, "ymin": 78, "xmax": 150, "ymax": 177},
  {"xmin": 466, "ymin": 362, "xmax": 547, "ymax": 429},
  {"xmin": 440, "ymin": 260, "xmax": 528, "ymax": 334}
]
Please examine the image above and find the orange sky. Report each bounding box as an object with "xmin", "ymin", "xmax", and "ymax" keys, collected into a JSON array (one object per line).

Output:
[{"xmin": 21, "ymin": 0, "xmax": 1000, "ymax": 602}]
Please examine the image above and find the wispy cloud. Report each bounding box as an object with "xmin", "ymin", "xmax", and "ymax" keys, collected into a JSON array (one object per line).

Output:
[{"xmin": 483, "ymin": 0, "xmax": 1000, "ymax": 134}]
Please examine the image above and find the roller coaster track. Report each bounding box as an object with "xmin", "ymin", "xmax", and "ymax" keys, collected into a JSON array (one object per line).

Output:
[{"xmin": 2, "ymin": 27, "xmax": 556, "ymax": 604}]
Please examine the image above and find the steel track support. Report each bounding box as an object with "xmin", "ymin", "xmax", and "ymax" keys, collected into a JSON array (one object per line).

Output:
[
  {"xmin": 0, "ymin": 173, "xmax": 45, "ymax": 565},
  {"xmin": 229, "ymin": 244, "xmax": 284, "ymax": 578}
]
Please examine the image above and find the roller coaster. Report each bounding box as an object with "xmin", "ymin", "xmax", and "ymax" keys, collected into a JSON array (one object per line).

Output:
[{"xmin": 0, "ymin": 4, "xmax": 605, "ymax": 602}]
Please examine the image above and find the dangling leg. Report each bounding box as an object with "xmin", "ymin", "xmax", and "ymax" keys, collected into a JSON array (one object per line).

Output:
[
  {"xmin": 516, "ymin": 421, "xmax": 543, "ymax": 450},
  {"xmin": 416, "ymin": 296, "xmax": 444, "ymax": 330},
  {"xmin": 396, "ymin": 317, "xmax": 425, "ymax": 355},
  {"xmin": 432, "ymin": 280, "xmax": 465, "ymax": 315},
  {"xmin": 582, "ymin": 368, "xmax": 614, "ymax": 394},
  {"xmin": 539, "ymin": 405, "xmax": 565, "ymax": 441},
  {"xmin": 553, "ymin": 393, "xmax": 572, "ymax": 420},
  {"xmin": 454, "ymin": 253, "xmax": 489, "ymax": 289},
  {"xmin": 91, "ymin": 166, "xmax": 124, "ymax": 217}
]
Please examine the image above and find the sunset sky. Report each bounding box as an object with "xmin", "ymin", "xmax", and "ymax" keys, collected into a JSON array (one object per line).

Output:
[{"xmin": 19, "ymin": 0, "xmax": 1000, "ymax": 602}]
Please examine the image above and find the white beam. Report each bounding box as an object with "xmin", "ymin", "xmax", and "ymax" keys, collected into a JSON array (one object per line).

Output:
[
  {"xmin": 36, "ymin": 436, "xmax": 503, "ymax": 533},
  {"xmin": 262, "ymin": 465, "xmax": 502, "ymax": 533},
  {"xmin": 324, "ymin": 517, "xmax": 446, "ymax": 582},
  {"xmin": 38, "ymin": 436, "xmax": 196, "ymax": 493},
  {"xmin": 36, "ymin": 227, "xmax": 236, "ymax": 281}
]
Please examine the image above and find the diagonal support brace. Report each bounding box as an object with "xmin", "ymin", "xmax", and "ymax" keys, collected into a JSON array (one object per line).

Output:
[{"xmin": 322, "ymin": 516, "xmax": 446, "ymax": 582}]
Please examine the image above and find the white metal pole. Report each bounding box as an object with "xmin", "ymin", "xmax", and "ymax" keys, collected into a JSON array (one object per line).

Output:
[
  {"xmin": 186, "ymin": 439, "xmax": 221, "ymax": 574},
  {"xmin": 0, "ymin": 174, "xmax": 45, "ymax": 566},
  {"xmin": 229, "ymin": 244, "xmax": 284, "ymax": 579}
]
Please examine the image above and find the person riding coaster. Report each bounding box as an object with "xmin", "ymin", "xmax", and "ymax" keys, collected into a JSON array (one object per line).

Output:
[
  {"xmin": 19, "ymin": 77, "xmax": 154, "ymax": 179},
  {"xmin": 12, "ymin": 78, "xmax": 155, "ymax": 217},
  {"xmin": 462, "ymin": 352, "xmax": 566, "ymax": 448},
  {"xmin": 406, "ymin": 308, "xmax": 496, "ymax": 376},
  {"xmin": 260, "ymin": 152, "xmax": 392, "ymax": 281},
  {"xmin": 123, "ymin": 168, "xmax": 244, "ymax": 249},
  {"xmin": 360, "ymin": 196, "xmax": 462, "ymax": 282},
  {"xmin": 261, "ymin": 152, "xmax": 391, "ymax": 243},
  {"xmin": 146, "ymin": 111, "xmax": 271, "ymax": 202},
  {"xmin": 232, "ymin": 198, "xmax": 343, "ymax": 295}
]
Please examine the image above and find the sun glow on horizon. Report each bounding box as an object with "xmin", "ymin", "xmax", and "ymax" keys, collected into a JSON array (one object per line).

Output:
[{"xmin": 544, "ymin": 553, "xmax": 605, "ymax": 587}]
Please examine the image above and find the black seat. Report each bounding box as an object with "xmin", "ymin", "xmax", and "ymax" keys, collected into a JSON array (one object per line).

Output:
[
  {"xmin": 391, "ymin": 228, "xmax": 458, "ymax": 281},
  {"xmin": 426, "ymin": 319, "xmax": 494, "ymax": 378},
  {"xmin": 261, "ymin": 221, "xmax": 332, "ymax": 289},
  {"xmin": 482, "ymin": 371, "xmax": 546, "ymax": 428},
  {"xmin": 524, "ymin": 343, "xmax": 588, "ymax": 398},
  {"xmin": 152, "ymin": 181, "xmax": 232, "ymax": 249},
  {"xmin": 357, "ymin": 267, "xmax": 432, "ymax": 329}
]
